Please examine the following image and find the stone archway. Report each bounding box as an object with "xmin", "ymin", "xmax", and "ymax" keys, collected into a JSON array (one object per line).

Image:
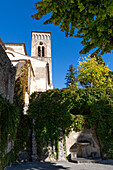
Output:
[{"xmin": 67, "ymin": 128, "xmax": 101, "ymax": 160}]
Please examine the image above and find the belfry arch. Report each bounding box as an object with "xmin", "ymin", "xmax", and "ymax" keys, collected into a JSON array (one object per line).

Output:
[{"xmin": 36, "ymin": 41, "xmax": 47, "ymax": 57}]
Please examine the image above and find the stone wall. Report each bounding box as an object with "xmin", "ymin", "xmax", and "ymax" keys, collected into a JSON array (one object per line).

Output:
[
  {"xmin": 37, "ymin": 128, "xmax": 101, "ymax": 162},
  {"xmin": 0, "ymin": 44, "xmax": 16, "ymax": 103}
]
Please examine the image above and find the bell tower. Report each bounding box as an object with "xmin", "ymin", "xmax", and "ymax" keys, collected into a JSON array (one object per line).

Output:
[
  {"xmin": 31, "ymin": 31, "xmax": 53, "ymax": 90},
  {"xmin": 31, "ymin": 31, "xmax": 51, "ymax": 58}
]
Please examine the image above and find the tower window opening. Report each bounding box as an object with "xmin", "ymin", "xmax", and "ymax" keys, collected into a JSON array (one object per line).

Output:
[
  {"xmin": 42, "ymin": 46, "xmax": 45, "ymax": 57},
  {"xmin": 47, "ymin": 63, "xmax": 50, "ymax": 85},
  {"xmin": 38, "ymin": 46, "xmax": 41, "ymax": 57},
  {"xmin": 40, "ymin": 42, "xmax": 43, "ymax": 45}
]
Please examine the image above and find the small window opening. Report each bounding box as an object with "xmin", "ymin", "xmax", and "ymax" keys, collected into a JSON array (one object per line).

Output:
[
  {"xmin": 38, "ymin": 46, "xmax": 41, "ymax": 57},
  {"xmin": 47, "ymin": 63, "xmax": 50, "ymax": 85},
  {"xmin": 42, "ymin": 46, "xmax": 45, "ymax": 57},
  {"xmin": 40, "ymin": 42, "xmax": 43, "ymax": 45}
]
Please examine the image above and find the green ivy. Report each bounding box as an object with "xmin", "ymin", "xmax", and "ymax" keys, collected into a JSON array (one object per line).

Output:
[
  {"xmin": 0, "ymin": 149, "xmax": 15, "ymax": 170},
  {"xmin": 13, "ymin": 60, "xmax": 32, "ymax": 162},
  {"xmin": 28, "ymin": 87, "xmax": 113, "ymax": 160},
  {"xmin": 0, "ymin": 60, "xmax": 31, "ymax": 168},
  {"xmin": 0, "ymin": 95, "xmax": 20, "ymax": 169}
]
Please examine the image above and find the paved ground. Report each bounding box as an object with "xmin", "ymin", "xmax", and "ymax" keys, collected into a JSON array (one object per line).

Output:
[{"xmin": 6, "ymin": 161, "xmax": 113, "ymax": 170}]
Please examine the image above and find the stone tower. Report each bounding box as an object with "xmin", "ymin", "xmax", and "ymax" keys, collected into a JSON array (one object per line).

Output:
[
  {"xmin": 31, "ymin": 31, "xmax": 51, "ymax": 58},
  {"xmin": 31, "ymin": 31, "xmax": 53, "ymax": 91}
]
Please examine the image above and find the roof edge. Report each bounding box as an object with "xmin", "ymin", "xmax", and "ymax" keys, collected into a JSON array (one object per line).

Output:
[
  {"xmin": 32, "ymin": 31, "xmax": 51, "ymax": 34},
  {"xmin": 4, "ymin": 43, "xmax": 27, "ymax": 55},
  {"xmin": 0, "ymin": 38, "xmax": 6, "ymax": 50}
]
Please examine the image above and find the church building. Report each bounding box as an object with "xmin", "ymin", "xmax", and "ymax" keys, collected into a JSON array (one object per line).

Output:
[
  {"xmin": 5, "ymin": 31, "xmax": 53, "ymax": 93},
  {"xmin": 4, "ymin": 31, "xmax": 53, "ymax": 114}
]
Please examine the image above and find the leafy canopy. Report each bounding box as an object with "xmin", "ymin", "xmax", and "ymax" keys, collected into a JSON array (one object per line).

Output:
[
  {"xmin": 31, "ymin": 0, "xmax": 113, "ymax": 56},
  {"xmin": 77, "ymin": 56, "xmax": 113, "ymax": 88}
]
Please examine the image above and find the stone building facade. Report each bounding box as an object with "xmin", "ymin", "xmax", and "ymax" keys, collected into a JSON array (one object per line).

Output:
[
  {"xmin": 0, "ymin": 38, "xmax": 16, "ymax": 164},
  {"xmin": 0, "ymin": 38, "xmax": 16, "ymax": 104}
]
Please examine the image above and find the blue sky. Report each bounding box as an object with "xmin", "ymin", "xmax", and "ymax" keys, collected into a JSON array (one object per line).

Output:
[{"xmin": 1, "ymin": 0, "xmax": 113, "ymax": 89}]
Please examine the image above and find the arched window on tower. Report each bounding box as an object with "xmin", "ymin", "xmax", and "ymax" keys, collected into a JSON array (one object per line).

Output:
[
  {"xmin": 42, "ymin": 46, "xmax": 45, "ymax": 57},
  {"xmin": 38, "ymin": 46, "xmax": 41, "ymax": 57}
]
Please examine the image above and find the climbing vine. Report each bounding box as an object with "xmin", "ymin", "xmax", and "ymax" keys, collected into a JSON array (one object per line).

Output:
[
  {"xmin": 0, "ymin": 60, "xmax": 32, "ymax": 169},
  {"xmin": 14, "ymin": 60, "xmax": 30, "ymax": 106},
  {"xmin": 13, "ymin": 60, "xmax": 32, "ymax": 162},
  {"xmin": 0, "ymin": 95, "xmax": 19, "ymax": 169},
  {"xmin": 29, "ymin": 88, "xmax": 113, "ymax": 160}
]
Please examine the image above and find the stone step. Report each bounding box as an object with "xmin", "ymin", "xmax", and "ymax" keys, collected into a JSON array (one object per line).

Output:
[{"xmin": 70, "ymin": 158, "xmax": 102, "ymax": 163}]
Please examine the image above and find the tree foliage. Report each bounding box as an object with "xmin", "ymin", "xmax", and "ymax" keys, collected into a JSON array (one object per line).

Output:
[
  {"xmin": 65, "ymin": 64, "xmax": 77, "ymax": 87},
  {"xmin": 77, "ymin": 56, "xmax": 113, "ymax": 88},
  {"xmin": 31, "ymin": 0, "xmax": 113, "ymax": 56}
]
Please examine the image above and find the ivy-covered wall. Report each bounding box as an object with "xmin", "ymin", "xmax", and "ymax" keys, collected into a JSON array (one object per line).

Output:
[
  {"xmin": 1, "ymin": 86, "xmax": 113, "ymax": 168},
  {"xmin": 14, "ymin": 115, "xmax": 32, "ymax": 162},
  {"xmin": 28, "ymin": 88, "xmax": 113, "ymax": 160},
  {"xmin": 0, "ymin": 60, "xmax": 31, "ymax": 169},
  {"xmin": 0, "ymin": 95, "xmax": 20, "ymax": 169},
  {"xmin": 13, "ymin": 60, "xmax": 32, "ymax": 163}
]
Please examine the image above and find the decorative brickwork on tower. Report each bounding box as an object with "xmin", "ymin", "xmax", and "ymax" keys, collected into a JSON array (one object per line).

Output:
[{"xmin": 31, "ymin": 32, "xmax": 51, "ymax": 58}]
